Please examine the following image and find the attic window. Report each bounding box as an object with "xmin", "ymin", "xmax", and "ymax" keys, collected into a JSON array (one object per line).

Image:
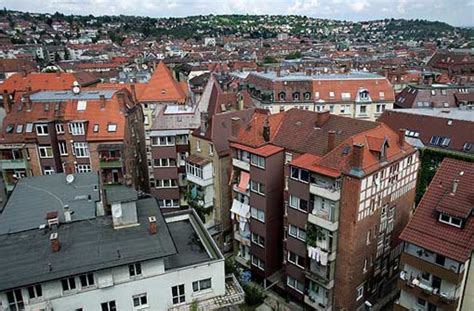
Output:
[
  {"xmin": 379, "ymin": 92, "xmax": 385, "ymax": 99},
  {"xmin": 16, "ymin": 124, "xmax": 23, "ymax": 133},
  {"xmin": 342, "ymin": 145, "xmax": 350, "ymax": 155},
  {"xmin": 44, "ymin": 103, "xmax": 50, "ymax": 111},
  {"xmin": 439, "ymin": 213, "xmax": 462, "ymax": 228},
  {"xmin": 93, "ymin": 124, "xmax": 99, "ymax": 133},
  {"xmin": 161, "ymin": 89, "xmax": 166, "ymax": 95},
  {"xmin": 359, "ymin": 90, "xmax": 369, "ymax": 100},
  {"xmin": 462, "ymin": 143, "xmax": 472, "ymax": 152},
  {"xmin": 25, "ymin": 123, "xmax": 33, "ymax": 133},
  {"xmin": 77, "ymin": 100, "xmax": 87, "ymax": 111},
  {"xmin": 341, "ymin": 92, "xmax": 351, "ymax": 100},
  {"xmin": 329, "ymin": 91, "xmax": 335, "ymax": 99},
  {"xmin": 6, "ymin": 124, "xmax": 14, "ymax": 134},
  {"xmin": 107, "ymin": 124, "xmax": 117, "ymax": 132}
]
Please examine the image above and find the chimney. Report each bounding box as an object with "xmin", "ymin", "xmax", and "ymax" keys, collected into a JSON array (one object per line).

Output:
[
  {"xmin": 276, "ymin": 67, "xmax": 281, "ymax": 77},
  {"xmin": 314, "ymin": 111, "xmax": 330, "ymax": 128},
  {"xmin": 24, "ymin": 94, "xmax": 32, "ymax": 111},
  {"xmin": 117, "ymin": 93, "xmax": 125, "ymax": 106},
  {"xmin": 231, "ymin": 116, "xmax": 240, "ymax": 137},
  {"xmin": 398, "ymin": 128, "xmax": 406, "ymax": 147},
  {"xmin": 451, "ymin": 179, "xmax": 459, "ymax": 194},
  {"xmin": 262, "ymin": 117, "xmax": 270, "ymax": 142},
  {"xmin": 149, "ymin": 216, "xmax": 157, "ymax": 235},
  {"xmin": 99, "ymin": 94, "xmax": 106, "ymax": 110},
  {"xmin": 64, "ymin": 205, "xmax": 72, "ymax": 222},
  {"xmin": 50, "ymin": 232, "xmax": 60, "ymax": 252},
  {"xmin": 200, "ymin": 112, "xmax": 209, "ymax": 135},
  {"xmin": 327, "ymin": 130, "xmax": 336, "ymax": 152},
  {"xmin": 306, "ymin": 69, "xmax": 312, "ymax": 76},
  {"xmin": 2, "ymin": 90, "xmax": 11, "ymax": 113},
  {"xmin": 351, "ymin": 143, "xmax": 365, "ymax": 169},
  {"xmin": 130, "ymin": 84, "xmax": 138, "ymax": 102}
]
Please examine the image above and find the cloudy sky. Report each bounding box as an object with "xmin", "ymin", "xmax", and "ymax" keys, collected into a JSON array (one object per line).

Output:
[{"xmin": 2, "ymin": 0, "xmax": 473, "ymax": 26}]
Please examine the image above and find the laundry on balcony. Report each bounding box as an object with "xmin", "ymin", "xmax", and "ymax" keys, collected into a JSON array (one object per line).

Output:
[
  {"xmin": 231, "ymin": 199, "xmax": 250, "ymax": 222},
  {"xmin": 307, "ymin": 246, "xmax": 329, "ymax": 266},
  {"xmin": 236, "ymin": 171, "xmax": 250, "ymax": 192}
]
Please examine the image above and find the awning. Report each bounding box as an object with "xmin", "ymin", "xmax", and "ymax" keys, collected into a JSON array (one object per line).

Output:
[
  {"xmin": 236, "ymin": 171, "xmax": 250, "ymax": 192},
  {"xmin": 231, "ymin": 199, "xmax": 250, "ymax": 220}
]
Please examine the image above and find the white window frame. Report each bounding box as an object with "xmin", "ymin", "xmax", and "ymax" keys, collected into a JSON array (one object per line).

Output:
[
  {"xmin": 77, "ymin": 100, "xmax": 87, "ymax": 111},
  {"xmin": 75, "ymin": 164, "xmax": 91, "ymax": 173},
  {"xmin": 251, "ymin": 255, "xmax": 265, "ymax": 270},
  {"xmin": 289, "ymin": 195, "xmax": 308, "ymax": 212},
  {"xmin": 69, "ymin": 122, "xmax": 85, "ymax": 136},
  {"xmin": 250, "ymin": 207, "xmax": 265, "ymax": 222},
  {"xmin": 26, "ymin": 123, "xmax": 34, "ymax": 133},
  {"xmin": 287, "ymin": 276, "xmax": 304, "ymax": 293},
  {"xmin": 155, "ymin": 179, "xmax": 178, "ymax": 188},
  {"xmin": 439, "ymin": 214, "xmax": 462, "ymax": 228},
  {"xmin": 38, "ymin": 146, "xmax": 53, "ymax": 158},
  {"xmin": 288, "ymin": 224, "xmax": 306, "ymax": 242},
  {"xmin": 171, "ymin": 285, "xmax": 185, "ymax": 305},
  {"xmin": 251, "ymin": 232, "xmax": 265, "ymax": 247},
  {"xmin": 250, "ymin": 154, "xmax": 265, "ymax": 168},
  {"xmin": 36, "ymin": 124, "xmax": 49, "ymax": 136},
  {"xmin": 79, "ymin": 273, "xmax": 95, "ymax": 288},
  {"xmin": 73, "ymin": 142, "xmax": 90, "ymax": 158},
  {"xmin": 192, "ymin": 278, "xmax": 212, "ymax": 292},
  {"xmin": 288, "ymin": 251, "xmax": 305, "ymax": 269},
  {"xmin": 107, "ymin": 123, "xmax": 117, "ymax": 132},
  {"xmin": 250, "ymin": 180, "xmax": 265, "ymax": 195},
  {"xmin": 56, "ymin": 123, "xmax": 65, "ymax": 134},
  {"xmin": 129, "ymin": 262, "xmax": 142, "ymax": 277},
  {"xmin": 43, "ymin": 166, "xmax": 55, "ymax": 175},
  {"xmin": 356, "ymin": 283, "xmax": 364, "ymax": 301},
  {"xmin": 132, "ymin": 293, "xmax": 148, "ymax": 308},
  {"xmin": 58, "ymin": 141, "xmax": 68, "ymax": 156}
]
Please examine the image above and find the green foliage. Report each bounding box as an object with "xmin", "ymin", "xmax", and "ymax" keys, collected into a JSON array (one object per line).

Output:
[
  {"xmin": 225, "ymin": 256, "xmax": 238, "ymax": 275},
  {"xmin": 306, "ymin": 223, "xmax": 325, "ymax": 247},
  {"xmin": 190, "ymin": 300, "xmax": 199, "ymax": 311},
  {"xmin": 263, "ymin": 56, "xmax": 278, "ymax": 64},
  {"xmin": 285, "ymin": 51, "xmax": 301, "ymax": 60},
  {"xmin": 416, "ymin": 148, "xmax": 474, "ymax": 204},
  {"xmin": 243, "ymin": 284, "xmax": 266, "ymax": 306},
  {"xmin": 184, "ymin": 187, "xmax": 213, "ymax": 222}
]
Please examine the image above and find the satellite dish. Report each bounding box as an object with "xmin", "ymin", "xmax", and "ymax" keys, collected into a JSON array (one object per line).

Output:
[
  {"xmin": 112, "ymin": 205, "xmax": 122, "ymax": 218},
  {"xmin": 66, "ymin": 174, "xmax": 75, "ymax": 184}
]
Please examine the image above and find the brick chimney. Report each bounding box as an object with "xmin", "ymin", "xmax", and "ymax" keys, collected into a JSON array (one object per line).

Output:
[
  {"xmin": 99, "ymin": 94, "xmax": 106, "ymax": 110},
  {"xmin": 116, "ymin": 93, "xmax": 125, "ymax": 106},
  {"xmin": 451, "ymin": 179, "xmax": 459, "ymax": 194},
  {"xmin": 351, "ymin": 143, "xmax": 365, "ymax": 169},
  {"xmin": 231, "ymin": 116, "xmax": 241, "ymax": 137},
  {"xmin": 327, "ymin": 130, "xmax": 336, "ymax": 152},
  {"xmin": 315, "ymin": 111, "xmax": 330, "ymax": 128},
  {"xmin": 200, "ymin": 112, "xmax": 209, "ymax": 135},
  {"xmin": 262, "ymin": 117, "xmax": 270, "ymax": 142},
  {"xmin": 149, "ymin": 216, "xmax": 157, "ymax": 235},
  {"xmin": 399, "ymin": 128, "xmax": 406, "ymax": 147},
  {"xmin": 50, "ymin": 232, "xmax": 60, "ymax": 252},
  {"xmin": 276, "ymin": 67, "xmax": 281, "ymax": 77},
  {"xmin": 130, "ymin": 84, "xmax": 138, "ymax": 102},
  {"xmin": 2, "ymin": 90, "xmax": 11, "ymax": 113}
]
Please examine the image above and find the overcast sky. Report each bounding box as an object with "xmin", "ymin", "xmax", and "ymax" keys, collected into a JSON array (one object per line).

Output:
[{"xmin": 2, "ymin": 0, "xmax": 473, "ymax": 27}]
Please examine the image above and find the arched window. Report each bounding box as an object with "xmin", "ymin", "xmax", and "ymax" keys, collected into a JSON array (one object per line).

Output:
[
  {"xmin": 279, "ymin": 92, "xmax": 286, "ymax": 101},
  {"xmin": 292, "ymin": 92, "xmax": 300, "ymax": 101},
  {"xmin": 359, "ymin": 89, "xmax": 370, "ymax": 100},
  {"xmin": 304, "ymin": 92, "xmax": 311, "ymax": 100}
]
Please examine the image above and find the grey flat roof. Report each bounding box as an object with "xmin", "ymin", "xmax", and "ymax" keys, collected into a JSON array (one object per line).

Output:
[
  {"xmin": 164, "ymin": 219, "xmax": 212, "ymax": 270},
  {"xmin": 104, "ymin": 185, "xmax": 138, "ymax": 204},
  {"xmin": 386, "ymin": 108, "xmax": 474, "ymax": 122},
  {"xmin": 0, "ymin": 198, "xmax": 177, "ymax": 291},
  {"xmin": 30, "ymin": 89, "xmax": 116, "ymax": 102},
  {"xmin": 248, "ymin": 70, "xmax": 384, "ymax": 81},
  {"xmin": 0, "ymin": 173, "xmax": 100, "ymax": 235}
]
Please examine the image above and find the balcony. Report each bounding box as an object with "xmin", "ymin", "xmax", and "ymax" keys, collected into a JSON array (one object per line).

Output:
[
  {"xmin": 99, "ymin": 157, "xmax": 122, "ymax": 168},
  {"xmin": 398, "ymin": 272, "xmax": 459, "ymax": 311},
  {"xmin": 0, "ymin": 158, "xmax": 27, "ymax": 170},
  {"xmin": 309, "ymin": 183, "xmax": 341, "ymax": 201},
  {"xmin": 232, "ymin": 158, "xmax": 250, "ymax": 171},
  {"xmin": 186, "ymin": 157, "xmax": 213, "ymax": 187},
  {"xmin": 308, "ymin": 211, "xmax": 339, "ymax": 232},
  {"xmin": 304, "ymin": 293, "xmax": 332, "ymax": 311}
]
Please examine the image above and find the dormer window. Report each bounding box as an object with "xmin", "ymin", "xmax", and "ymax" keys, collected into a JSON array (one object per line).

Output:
[
  {"xmin": 279, "ymin": 92, "xmax": 286, "ymax": 101},
  {"xmin": 359, "ymin": 89, "xmax": 369, "ymax": 101},
  {"xmin": 304, "ymin": 92, "xmax": 311, "ymax": 100},
  {"xmin": 439, "ymin": 213, "xmax": 462, "ymax": 228},
  {"xmin": 292, "ymin": 92, "xmax": 300, "ymax": 101}
]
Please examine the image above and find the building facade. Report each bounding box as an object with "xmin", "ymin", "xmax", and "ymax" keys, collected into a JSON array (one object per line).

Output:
[
  {"xmin": 228, "ymin": 108, "xmax": 419, "ymax": 310},
  {"xmin": 0, "ymin": 84, "xmax": 148, "ymax": 193},
  {"xmin": 395, "ymin": 158, "xmax": 474, "ymax": 311},
  {"xmin": 242, "ymin": 70, "xmax": 394, "ymax": 120}
]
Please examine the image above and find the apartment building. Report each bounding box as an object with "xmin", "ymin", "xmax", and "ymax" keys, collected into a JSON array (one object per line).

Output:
[
  {"xmin": 395, "ymin": 158, "xmax": 474, "ymax": 311},
  {"xmin": 229, "ymin": 108, "xmax": 419, "ymax": 310},
  {"xmin": 0, "ymin": 83, "xmax": 148, "ymax": 193},
  {"xmin": 187, "ymin": 107, "xmax": 258, "ymax": 251},
  {"xmin": 242, "ymin": 70, "xmax": 394, "ymax": 120},
  {"xmin": 395, "ymin": 84, "xmax": 474, "ymax": 109},
  {"xmin": 0, "ymin": 173, "xmax": 243, "ymax": 311}
]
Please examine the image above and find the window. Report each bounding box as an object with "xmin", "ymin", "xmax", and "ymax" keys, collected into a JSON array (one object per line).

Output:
[
  {"xmin": 56, "ymin": 123, "xmax": 65, "ymax": 134},
  {"xmin": 462, "ymin": 143, "xmax": 472, "ymax": 152},
  {"xmin": 156, "ymin": 179, "xmax": 178, "ymax": 188},
  {"xmin": 431, "ymin": 90, "xmax": 436, "ymax": 96},
  {"xmin": 154, "ymin": 158, "xmax": 176, "ymax": 167},
  {"xmin": 279, "ymin": 92, "xmax": 286, "ymax": 101},
  {"xmin": 251, "ymin": 232, "xmax": 265, "ymax": 247},
  {"xmin": 61, "ymin": 277, "xmax": 76, "ymax": 292},
  {"xmin": 250, "ymin": 154, "xmax": 265, "ymax": 168},
  {"xmin": 379, "ymin": 91, "xmax": 385, "ymax": 99},
  {"xmin": 36, "ymin": 124, "xmax": 49, "ymax": 136},
  {"xmin": 290, "ymin": 167, "xmax": 309, "ymax": 183},
  {"xmin": 172, "ymin": 285, "xmax": 185, "ymax": 305},
  {"xmin": 93, "ymin": 124, "xmax": 99, "ymax": 132},
  {"xmin": 27, "ymin": 284, "xmax": 42, "ymax": 299},
  {"xmin": 435, "ymin": 254, "xmax": 446, "ymax": 266},
  {"xmin": 359, "ymin": 105, "xmax": 367, "ymax": 114},
  {"xmin": 129, "ymin": 263, "xmax": 142, "ymax": 277},
  {"xmin": 292, "ymin": 92, "xmax": 300, "ymax": 101},
  {"xmin": 250, "ymin": 180, "xmax": 265, "ymax": 195},
  {"xmin": 76, "ymin": 164, "xmax": 91, "ymax": 173},
  {"xmin": 158, "ymin": 199, "xmax": 180, "ymax": 208},
  {"xmin": 315, "ymin": 91, "xmax": 320, "ymax": 99},
  {"xmin": 133, "ymin": 293, "xmax": 148, "ymax": 308},
  {"xmin": 144, "ymin": 115, "xmax": 149, "ymax": 125},
  {"xmin": 287, "ymin": 276, "xmax": 304, "ymax": 293},
  {"xmin": 38, "ymin": 146, "xmax": 53, "ymax": 158},
  {"xmin": 7, "ymin": 289, "xmax": 24, "ymax": 311},
  {"xmin": 80, "ymin": 273, "xmax": 94, "ymax": 288},
  {"xmin": 26, "ymin": 123, "xmax": 34, "ymax": 133},
  {"xmin": 356, "ymin": 283, "xmax": 364, "ymax": 301},
  {"xmin": 341, "ymin": 92, "xmax": 351, "ymax": 100},
  {"xmin": 304, "ymin": 92, "xmax": 311, "ymax": 100},
  {"xmin": 59, "ymin": 141, "xmax": 68, "ymax": 156},
  {"xmin": 73, "ymin": 142, "xmax": 90, "ymax": 158},
  {"xmin": 289, "ymin": 195, "xmax": 308, "ymax": 212},
  {"xmin": 151, "ymin": 136, "xmax": 175, "ymax": 146},
  {"xmin": 69, "ymin": 122, "xmax": 85, "ymax": 135},
  {"xmin": 251, "ymin": 255, "xmax": 265, "ymax": 270},
  {"xmin": 441, "ymin": 89, "xmax": 447, "ymax": 95},
  {"xmin": 101, "ymin": 300, "xmax": 117, "ymax": 311},
  {"xmin": 417, "ymin": 298, "xmax": 426, "ymax": 307},
  {"xmin": 439, "ymin": 213, "xmax": 462, "ymax": 228},
  {"xmin": 196, "ymin": 140, "xmax": 201, "ymax": 151},
  {"xmin": 16, "ymin": 124, "xmax": 23, "ymax": 133},
  {"xmin": 288, "ymin": 224, "xmax": 306, "ymax": 241},
  {"xmin": 44, "ymin": 166, "xmax": 55, "ymax": 175},
  {"xmin": 107, "ymin": 124, "xmax": 117, "ymax": 132},
  {"xmin": 251, "ymin": 207, "xmax": 265, "ymax": 222},
  {"xmin": 288, "ymin": 251, "xmax": 305, "ymax": 268},
  {"xmin": 376, "ymin": 104, "xmax": 386, "ymax": 113},
  {"xmin": 77, "ymin": 100, "xmax": 87, "ymax": 111},
  {"xmin": 359, "ymin": 90, "xmax": 369, "ymax": 100},
  {"xmin": 209, "ymin": 143, "xmax": 214, "ymax": 156},
  {"xmin": 329, "ymin": 91, "xmax": 335, "ymax": 98},
  {"xmin": 192, "ymin": 278, "xmax": 212, "ymax": 292}
]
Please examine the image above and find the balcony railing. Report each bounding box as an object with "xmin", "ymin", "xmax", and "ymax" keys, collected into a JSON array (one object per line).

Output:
[
  {"xmin": 99, "ymin": 157, "xmax": 122, "ymax": 168},
  {"xmin": 399, "ymin": 271, "xmax": 458, "ymax": 305},
  {"xmin": 309, "ymin": 183, "xmax": 341, "ymax": 201},
  {"xmin": 0, "ymin": 158, "xmax": 27, "ymax": 170},
  {"xmin": 232, "ymin": 158, "xmax": 250, "ymax": 171},
  {"xmin": 308, "ymin": 210, "xmax": 339, "ymax": 232},
  {"xmin": 305, "ymin": 292, "xmax": 331, "ymax": 311}
]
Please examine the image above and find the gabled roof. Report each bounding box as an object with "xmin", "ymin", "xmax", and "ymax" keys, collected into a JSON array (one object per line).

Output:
[
  {"xmin": 400, "ymin": 158, "xmax": 474, "ymax": 262},
  {"xmin": 137, "ymin": 61, "xmax": 188, "ymax": 103}
]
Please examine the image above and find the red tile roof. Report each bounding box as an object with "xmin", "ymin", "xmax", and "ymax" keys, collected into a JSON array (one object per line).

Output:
[
  {"xmin": 230, "ymin": 143, "xmax": 284, "ymax": 157},
  {"xmin": 400, "ymin": 158, "xmax": 474, "ymax": 262},
  {"xmin": 137, "ymin": 61, "xmax": 188, "ymax": 103}
]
